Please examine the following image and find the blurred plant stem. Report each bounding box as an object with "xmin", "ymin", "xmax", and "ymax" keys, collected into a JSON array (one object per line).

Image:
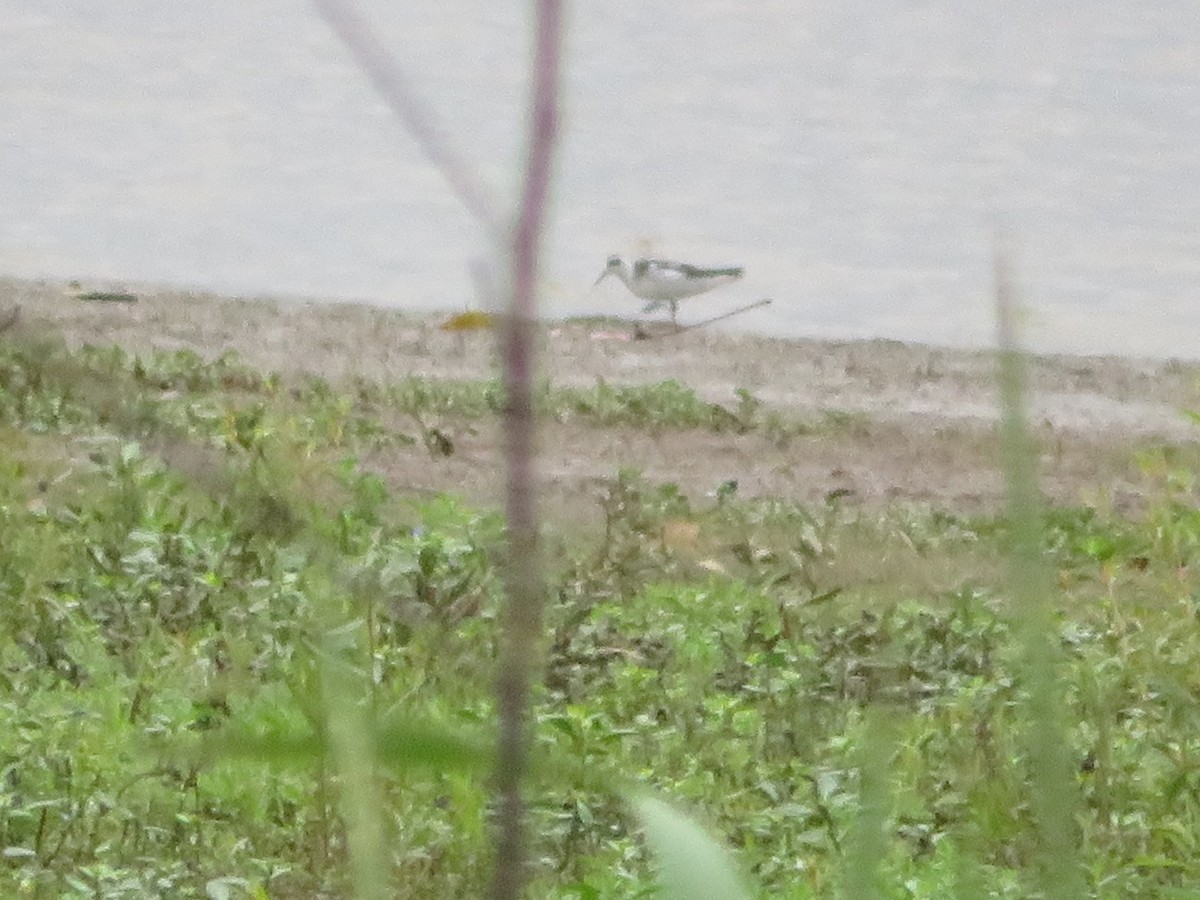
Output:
[
  {"xmin": 490, "ymin": 3, "xmax": 564, "ymax": 896},
  {"xmin": 994, "ymin": 243, "xmax": 1086, "ymax": 899}
]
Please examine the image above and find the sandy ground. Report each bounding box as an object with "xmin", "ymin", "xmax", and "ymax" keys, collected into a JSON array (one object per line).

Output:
[{"xmin": 4, "ymin": 276, "xmax": 1200, "ymax": 516}]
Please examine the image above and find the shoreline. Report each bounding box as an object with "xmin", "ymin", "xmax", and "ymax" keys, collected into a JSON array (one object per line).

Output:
[
  {"xmin": 3, "ymin": 275, "xmax": 1197, "ymax": 514},
  {"xmin": 7, "ymin": 273, "xmax": 1200, "ymax": 367}
]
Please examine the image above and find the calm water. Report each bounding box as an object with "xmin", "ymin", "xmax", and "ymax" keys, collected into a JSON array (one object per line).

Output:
[{"xmin": 3, "ymin": 2, "xmax": 1199, "ymax": 358}]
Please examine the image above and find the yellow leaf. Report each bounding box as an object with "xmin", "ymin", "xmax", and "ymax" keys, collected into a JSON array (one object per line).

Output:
[{"xmin": 440, "ymin": 311, "xmax": 494, "ymax": 332}]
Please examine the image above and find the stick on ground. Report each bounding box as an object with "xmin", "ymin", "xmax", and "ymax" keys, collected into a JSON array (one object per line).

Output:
[{"xmin": 634, "ymin": 298, "xmax": 773, "ymax": 340}]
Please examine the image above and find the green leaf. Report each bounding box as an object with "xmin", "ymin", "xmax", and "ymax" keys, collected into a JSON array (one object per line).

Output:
[
  {"xmin": 627, "ymin": 792, "xmax": 752, "ymax": 900},
  {"xmin": 200, "ymin": 714, "xmax": 494, "ymax": 775},
  {"xmin": 375, "ymin": 716, "xmax": 494, "ymax": 774}
]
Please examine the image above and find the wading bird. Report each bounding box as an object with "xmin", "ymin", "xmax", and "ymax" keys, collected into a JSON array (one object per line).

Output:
[{"xmin": 594, "ymin": 255, "xmax": 744, "ymax": 324}]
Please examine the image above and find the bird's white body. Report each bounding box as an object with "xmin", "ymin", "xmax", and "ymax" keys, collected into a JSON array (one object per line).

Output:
[{"xmin": 594, "ymin": 255, "xmax": 744, "ymax": 321}]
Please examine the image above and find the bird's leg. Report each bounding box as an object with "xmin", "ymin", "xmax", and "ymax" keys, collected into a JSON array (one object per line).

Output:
[{"xmin": 669, "ymin": 300, "xmax": 678, "ymax": 325}]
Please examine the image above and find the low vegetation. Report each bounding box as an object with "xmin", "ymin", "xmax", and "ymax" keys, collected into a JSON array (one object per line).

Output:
[{"xmin": 2, "ymin": 330, "xmax": 1199, "ymax": 897}]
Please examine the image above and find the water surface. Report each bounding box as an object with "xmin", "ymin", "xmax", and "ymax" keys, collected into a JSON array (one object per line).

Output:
[{"xmin": 2, "ymin": 2, "xmax": 1198, "ymax": 357}]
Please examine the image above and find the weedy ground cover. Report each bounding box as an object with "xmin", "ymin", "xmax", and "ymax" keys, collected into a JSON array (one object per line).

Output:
[{"xmin": 2, "ymin": 332, "xmax": 1200, "ymax": 897}]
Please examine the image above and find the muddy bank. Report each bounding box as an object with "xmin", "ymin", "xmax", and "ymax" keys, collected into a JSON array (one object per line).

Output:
[{"xmin": 4, "ymin": 276, "xmax": 1198, "ymax": 514}]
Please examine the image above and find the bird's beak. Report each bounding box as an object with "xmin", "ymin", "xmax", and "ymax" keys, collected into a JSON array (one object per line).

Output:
[{"xmin": 593, "ymin": 269, "xmax": 611, "ymax": 287}]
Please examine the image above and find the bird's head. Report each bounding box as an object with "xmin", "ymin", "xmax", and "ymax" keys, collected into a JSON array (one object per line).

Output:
[{"xmin": 593, "ymin": 254, "xmax": 625, "ymax": 286}]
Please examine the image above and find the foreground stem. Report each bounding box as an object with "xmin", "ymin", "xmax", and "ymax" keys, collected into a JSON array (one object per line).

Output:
[{"xmin": 489, "ymin": 2, "xmax": 563, "ymax": 897}]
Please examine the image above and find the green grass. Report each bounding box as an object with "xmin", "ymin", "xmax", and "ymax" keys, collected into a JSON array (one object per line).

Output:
[
  {"xmin": 3, "ymin": 333, "xmax": 1200, "ymax": 896},
  {"xmin": 79, "ymin": 340, "xmax": 852, "ymax": 446}
]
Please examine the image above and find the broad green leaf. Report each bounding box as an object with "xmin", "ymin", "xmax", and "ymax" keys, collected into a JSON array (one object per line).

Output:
[{"xmin": 627, "ymin": 793, "xmax": 752, "ymax": 900}]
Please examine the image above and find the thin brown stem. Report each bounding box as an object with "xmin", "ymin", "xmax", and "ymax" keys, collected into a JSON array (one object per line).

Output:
[
  {"xmin": 313, "ymin": 2, "xmax": 563, "ymax": 893},
  {"xmin": 489, "ymin": 2, "xmax": 563, "ymax": 896},
  {"xmin": 312, "ymin": 0, "xmax": 503, "ymax": 239}
]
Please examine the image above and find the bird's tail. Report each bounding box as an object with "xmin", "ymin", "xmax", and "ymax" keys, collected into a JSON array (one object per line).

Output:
[{"xmin": 712, "ymin": 266, "xmax": 744, "ymax": 278}]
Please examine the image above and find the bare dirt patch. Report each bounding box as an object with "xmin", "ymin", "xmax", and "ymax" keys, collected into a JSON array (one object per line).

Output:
[{"xmin": 5, "ymin": 276, "xmax": 1199, "ymax": 516}]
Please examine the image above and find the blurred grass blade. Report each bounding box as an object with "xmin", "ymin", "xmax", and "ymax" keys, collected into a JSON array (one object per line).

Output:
[
  {"xmin": 200, "ymin": 728, "xmax": 324, "ymax": 767},
  {"xmin": 627, "ymin": 792, "xmax": 752, "ymax": 900},
  {"xmin": 838, "ymin": 710, "xmax": 894, "ymax": 900},
  {"xmin": 202, "ymin": 717, "xmax": 494, "ymax": 776},
  {"xmin": 375, "ymin": 716, "xmax": 494, "ymax": 774},
  {"xmin": 318, "ymin": 632, "xmax": 390, "ymax": 900},
  {"xmin": 994, "ymin": 245, "xmax": 1086, "ymax": 898}
]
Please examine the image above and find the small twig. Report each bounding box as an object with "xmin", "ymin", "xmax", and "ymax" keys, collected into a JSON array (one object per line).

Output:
[
  {"xmin": 312, "ymin": 0, "xmax": 503, "ymax": 239},
  {"xmin": 634, "ymin": 298, "xmax": 773, "ymax": 341}
]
